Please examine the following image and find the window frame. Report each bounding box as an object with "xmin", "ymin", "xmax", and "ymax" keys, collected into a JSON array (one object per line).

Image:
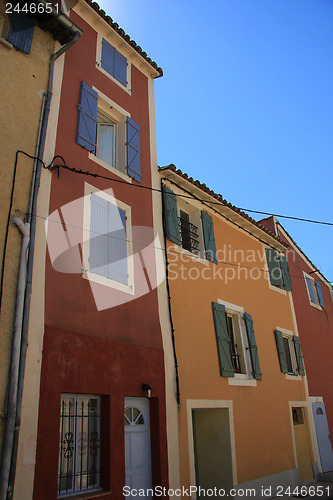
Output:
[
  {"xmin": 304, "ymin": 272, "xmax": 323, "ymax": 309},
  {"xmin": 88, "ymin": 89, "xmax": 132, "ymax": 182},
  {"xmin": 265, "ymin": 248, "xmax": 292, "ymax": 294},
  {"xmin": 58, "ymin": 394, "xmax": 102, "ymax": 497},
  {"xmin": 96, "ymin": 33, "xmax": 131, "ymax": 94},
  {"xmin": 275, "ymin": 327, "xmax": 302, "ymax": 380},
  {"xmin": 217, "ymin": 299, "xmax": 256, "ymax": 386},
  {"xmin": 82, "ymin": 183, "xmax": 134, "ymax": 294}
]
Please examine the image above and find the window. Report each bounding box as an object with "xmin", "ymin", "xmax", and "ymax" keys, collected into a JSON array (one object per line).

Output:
[
  {"xmin": 83, "ymin": 185, "xmax": 134, "ymax": 293},
  {"xmin": 76, "ymin": 81, "xmax": 141, "ymax": 182},
  {"xmin": 100, "ymin": 37, "xmax": 128, "ymax": 87},
  {"xmin": 265, "ymin": 248, "xmax": 292, "ymax": 291},
  {"xmin": 304, "ymin": 273, "xmax": 325, "ymax": 308},
  {"xmin": 274, "ymin": 329, "xmax": 305, "ymax": 376},
  {"xmin": 58, "ymin": 395, "xmax": 101, "ymax": 496},
  {"xmin": 6, "ymin": 12, "xmax": 34, "ymax": 53},
  {"xmin": 212, "ymin": 301, "xmax": 262, "ymax": 380},
  {"xmin": 162, "ymin": 185, "xmax": 217, "ymax": 263}
]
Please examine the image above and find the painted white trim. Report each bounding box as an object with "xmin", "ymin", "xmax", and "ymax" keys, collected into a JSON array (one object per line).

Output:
[
  {"xmin": 289, "ymin": 401, "xmax": 318, "ymax": 478},
  {"xmin": 168, "ymin": 245, "xmax": 209, "ymax": 267},
  {"xmin": 276, "ymin": 326, "xmax": 301, "ymax": 378},
  {"xmin": 83, "ymin": 183, "xmax": 134, "ymax": 294},
  {"xmin": 92, "ymin": 86, "xmax": 130, "ymax": 118},
  {"xmin": 88, "ymin": 153, "xmax": 133, "ymax": 183},
  {"xmin": 186, "ymin": 399, "xmax": 237, "ymax": 498}
]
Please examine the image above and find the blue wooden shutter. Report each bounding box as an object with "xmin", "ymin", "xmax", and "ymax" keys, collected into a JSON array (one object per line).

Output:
[
  {"xmin": 101, "ymin": 38, "xmax": 127, "ymax": 86},
  {"xmin": 305, "ymin": 276, "xmax": 316, "ymax": 303},
  {"xmin": 212, "ymin": 303, "xmax": 234, "ymax": 377},
  {"xmin": 243, "ymin": 313, "xmax": 262, "ymax": 380},
  {"xmin": 89, "ymin": 194, "xmax": 128, "ymax": 285},
  {"xmin": 76, "ymin": 82, "xmax": 98, "ymax": 153},
  {"xmin": 126, "ymin": 117, "xmax": 141, "ymax": 182},
  {"xmin": 162, "ymin": 186, "xmax": 180, "ymax": 245},
  {"xmin": 293, "ymin": 336, "xmax": 305, "ymax": 376},
  {"xmin": 315, "ymin": 281, "xmax": 325, "ymax": 307},
  {"xmin": 265, "ymin": 248, "xmax": 283, "ymax": 288},
  {"xmin": 274, "ymin": 330, "xmax": 288, "ymax": 373},
  {"xmin": 101, "ymin": 38, "xmax": 115, "ymax": 76},
  {"xmin": 280, "ymin": 255, "xmax": 292, "ymax": 291},
  {"xmin": 114, "ymin": 50, "xmax": 127, "ymax": 86},
  {"xmin": 201, "ymin": 211, "xmax": 217, "ymax": 264},
  {"xmin": 7, "ymin": 13, "xmax": 34, "ymax": 54}
]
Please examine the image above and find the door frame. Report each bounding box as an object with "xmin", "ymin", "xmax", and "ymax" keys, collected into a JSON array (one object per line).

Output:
[
  {"xmin": 289, "ymin": 401, "xmax": 317, "ymax": 482},
  {"xmin": 186, "ymin": 399, "xmax": 237, "ymax": 495},
  {"xmin": 124, "ymin": 397, "xmax": 152, "ymax": 493},
  {"xmin": 312, "ymin": 401, "xmax": 333, "ymax": 473}
]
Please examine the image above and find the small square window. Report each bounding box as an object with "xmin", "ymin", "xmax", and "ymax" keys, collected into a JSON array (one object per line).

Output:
[{"xmin": 58, "ymin": 394, "xmax": 101, "ymax": 496}]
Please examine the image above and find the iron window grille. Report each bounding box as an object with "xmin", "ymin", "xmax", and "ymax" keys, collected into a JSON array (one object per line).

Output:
[
  {"xmin": 58, "ymin": 395, "xmax": 101, "ymax": 496},
  {"xmin": 226, "ymin": 316, "xmax": 242, "ymax": 374},
  {"xmin": 178, "ymin": 212, "xmax": 199, "ymax": 254}
]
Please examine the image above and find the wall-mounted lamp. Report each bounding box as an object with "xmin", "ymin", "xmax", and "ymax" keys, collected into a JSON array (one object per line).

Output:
[{"xmin": 142, "ymin": 383, "xmax": 153, "ymax": 399}]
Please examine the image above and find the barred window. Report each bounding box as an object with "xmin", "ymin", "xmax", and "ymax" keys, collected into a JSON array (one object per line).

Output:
[{"xmin": 58, "ymin": 395, "xmax": 101, "ymax": 496}]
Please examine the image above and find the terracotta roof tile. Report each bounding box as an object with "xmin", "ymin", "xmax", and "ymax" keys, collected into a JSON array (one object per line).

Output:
[{"xmin": 83, "ymin": 0, "xmax": 163, "ymax": 77}]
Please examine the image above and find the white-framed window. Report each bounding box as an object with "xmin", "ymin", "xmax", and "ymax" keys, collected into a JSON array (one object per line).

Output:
[
  {"xmin": 265, "ymin": 248, "xmax": 292, "ymax": 292},
  {"xmin": 274, "ymin": 328, "xmax": 305, "ymax": 377},
  {"xmin": 58, "ymin": 394, "xmax": 101, "ymax": 497},
  {"xmin": 304, "ymin": 272, "xmax": 325, "ymax": 308},
  {"xmin": 162, "ymin": 185, "xmax": 217, "ymax": 264},
  {"xmin": 83, "ymin": 183, "xmax": 134, "ymax": 294},
  {"xmin": 96, "ymin": 34, "xmax": 131, "ymax": 93},
  {"xmin": 212, "ymin": 300, "xmax": 262, "ymax": 385},
  {"xmin": 76, "ymin": 82, "xmax": 141, "ymax": 183}
]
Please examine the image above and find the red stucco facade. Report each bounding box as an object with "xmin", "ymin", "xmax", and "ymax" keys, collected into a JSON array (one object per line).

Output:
[
  {"xmin": 33, "ymin": 8, "xmax": 168, "ymax": 499},
  {"xmin": 261, "ymin": 217, "xmax": 333, "ymax": 437}
]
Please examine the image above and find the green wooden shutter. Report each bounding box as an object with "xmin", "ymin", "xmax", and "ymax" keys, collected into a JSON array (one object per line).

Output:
[
  {"xmin": 212, "ymin": 303, "xmax": 234, "ymax": 377},
  {"xmin": 201, "ymin": 211, "xmax": 217, "ymax": 264},
  {"xmin": 274, "ymin": 330, "xmax": 288, "ymax": 373},
  {"xmin": 293, "ymin": 336, "xmax": 305, "ymax": 376},
  {"xmin": 265, "ymin": 248, "xmax": 283, "ymax": 288},
  {"xmin": 280, "ymin": 255, "xmax": 292, "ymax": 291},
  {"xmin": 243, "ymin": 313, "xmax": 262, "ymax": 380},
  {"xmin": 162, "ymin": 186, "xmax": 180, "ymax": 245}
]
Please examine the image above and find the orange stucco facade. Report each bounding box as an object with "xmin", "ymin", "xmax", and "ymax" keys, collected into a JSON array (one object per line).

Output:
[{"xmin": 161, "ymin": 168, "xmax": 316, "ymax": 494}]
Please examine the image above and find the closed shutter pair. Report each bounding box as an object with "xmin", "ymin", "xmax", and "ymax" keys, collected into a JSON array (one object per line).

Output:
[
  {"xmin": 265, "ymin": 248, "xmax": 292, "ymax": 291},
  {"xmin": 212, "ymin": 302, "xmax": 262, "ymax": 380},
  {"xmin": 274, "ymin": 330, "xmax": 305, "ymax": 375},
  {"xmin": 162, "ymin": 185, "xmax": 217, "ymax": 263},
  {"xmin": 76, "ymin": 81, "xmax": 141, "ymax": 182}
]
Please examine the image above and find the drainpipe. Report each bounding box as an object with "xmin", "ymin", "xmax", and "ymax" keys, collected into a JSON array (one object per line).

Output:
[{"xmin": 0, "ymin": 19, "xmax": 82, "ymax": 500}]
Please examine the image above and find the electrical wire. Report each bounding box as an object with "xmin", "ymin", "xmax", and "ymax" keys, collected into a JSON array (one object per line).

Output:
[
  {"xmin": 46, "ymin": 156, "xmax": 333, "ymax": 227},
  {"xmin": 14, "ymin": 208, "xmax": 332, "ymax": 285},
  {"xmin": 0, "ymin": 151, "xmax": 45, "ymax": 313}
]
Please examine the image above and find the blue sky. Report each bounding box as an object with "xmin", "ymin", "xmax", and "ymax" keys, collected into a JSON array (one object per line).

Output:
[{"xmin": 96, "ymin": 0, "xmax": 333, "ymax": 283}]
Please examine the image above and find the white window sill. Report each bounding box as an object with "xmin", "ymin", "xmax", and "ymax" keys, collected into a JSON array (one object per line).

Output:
[
  {"xmin": 268, "ymin": 281, "xmax": 287, "ymax": 295},
  {"xmin": 308, "ymin": 300, "xmax": 322, "ymax": 310},
  {"xmin": 228, "ymin": 375, "xmax": 257, "ymax": 387},
  {"xmin": 88, "ymin": 153, "xmax": 133, "ymax": 183},
  {"xmin": 83, "ymin": 269, "xmax": 134, "ymax": 295},
  {"xmin": 285, "ymin": 373, "xmax": 302, "ymax": 381},
  {"xmin": 95, "ymin": 62, "xmax": 131, "ymax": 95},
  {"xmin": 169, "ymin": 245, "xmax": 209, "ymax": 266},
  {"xmin": 0, "ymin": 37, "xmax": 12, "ymax": 49}
]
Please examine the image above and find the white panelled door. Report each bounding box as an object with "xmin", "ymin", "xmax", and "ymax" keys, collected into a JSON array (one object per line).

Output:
[
  {"xmin": 312, "ymin": 402, "xmax": 333, "ymax": 472},
  {"xmin": 124, "ymin": 397, "xmax": 152, "ymax": 498}
]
